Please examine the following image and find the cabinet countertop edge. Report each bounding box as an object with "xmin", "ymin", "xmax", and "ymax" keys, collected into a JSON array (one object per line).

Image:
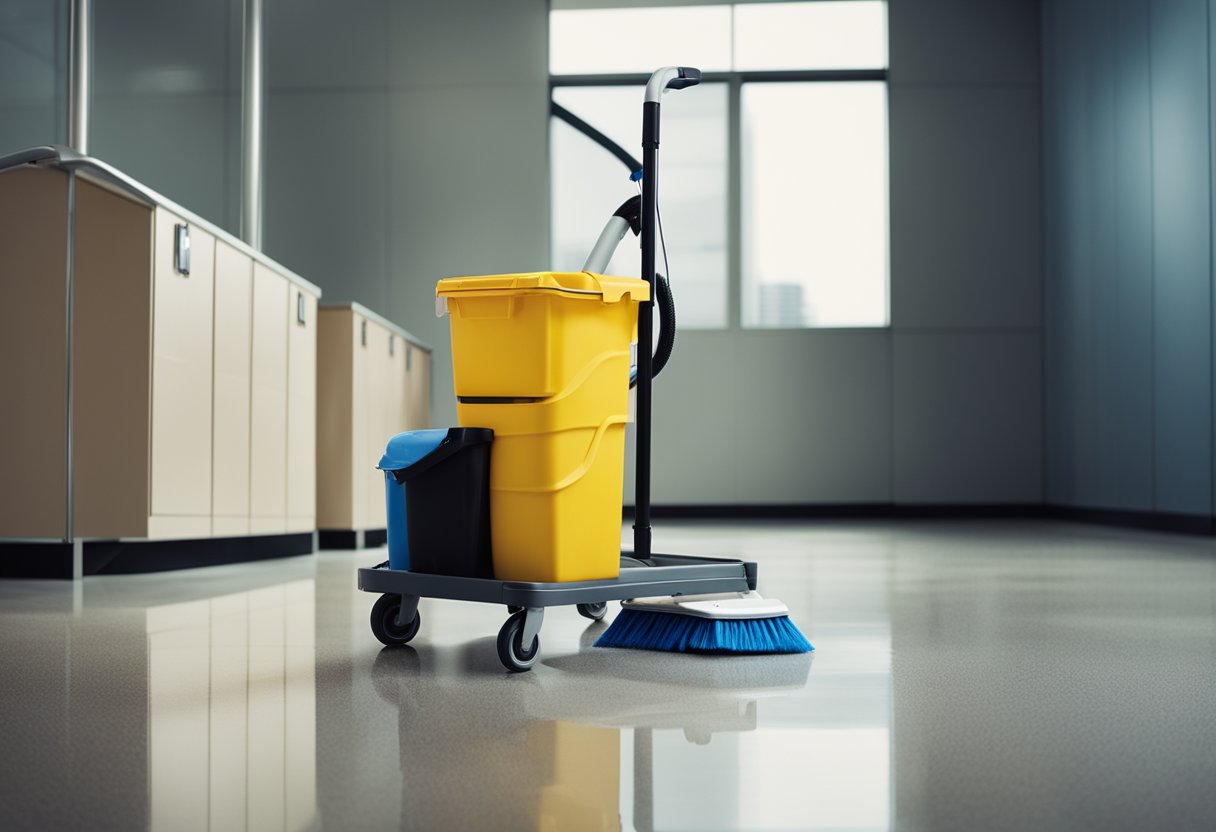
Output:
[{"xmin": 0, "ymin": 145, "xmax": 323, "ymax": 298}]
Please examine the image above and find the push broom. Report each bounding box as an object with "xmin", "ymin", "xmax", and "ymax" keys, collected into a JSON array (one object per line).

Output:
[{"xmin": 585, "ymin": 66, "xmax": 813, "ymax": 655}]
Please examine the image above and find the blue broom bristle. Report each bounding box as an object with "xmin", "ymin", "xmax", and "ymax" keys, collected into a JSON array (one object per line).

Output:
[{"xmin": 594, "ymin": 609, "xmax": 813, "ymax": 654}]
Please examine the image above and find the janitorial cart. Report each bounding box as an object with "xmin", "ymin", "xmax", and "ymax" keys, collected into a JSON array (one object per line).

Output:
[{"xmin": 359, "ymin": 67, "xmax": 808, "ymax": 672}]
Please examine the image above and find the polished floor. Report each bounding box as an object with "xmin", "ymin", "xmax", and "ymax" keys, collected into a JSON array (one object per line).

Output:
[{"xmin": 1, "ymin": 519, "xmax": 1214, "ymax": 831}]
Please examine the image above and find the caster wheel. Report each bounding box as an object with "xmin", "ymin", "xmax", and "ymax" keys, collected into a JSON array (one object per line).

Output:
[
  {"xmin": 576, "ymin": 601, "xmax": 607, "ymax": 621},
  {"xmin": 370, "ymin": 593, "xmax": 420, "ymax": 646},
  {"xmin": 497, "ymin": 610, "xmax": 540, "ymax": 672}
]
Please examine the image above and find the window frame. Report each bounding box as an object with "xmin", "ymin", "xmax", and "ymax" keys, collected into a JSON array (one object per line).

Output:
[{"xmin": 551, "ymin": 67, "xmax": 889, "ymax": 331}]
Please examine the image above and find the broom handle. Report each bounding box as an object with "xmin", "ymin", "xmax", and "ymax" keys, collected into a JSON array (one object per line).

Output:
[{"xmin": 634, "ymin": 66, "xmax": 700, "ymax": 562}]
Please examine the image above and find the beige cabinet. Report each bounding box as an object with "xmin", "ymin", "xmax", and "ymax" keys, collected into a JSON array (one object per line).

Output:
[
  {"xmin": 0, "ymin": 165, "xmax": 71, "ymax": 539},
  {"xmin": 212, "ymin": 241, "xmax": 253, "ymax": 537},
  {"xmin": 0, "ymin": 158, "xmax": 321, "ymax": 549},
  {"xmin": 149, "ymin": 208, "xmax": 215, "ymax": 538},
  {"xmin": 287, "ymin": 289, "xmax": 318, "ymax": 532},
  {"xmin": 250, "ymin": 265, "xmax": 290, "ymax": 534},
  {"xmin": 362, "ymin": 319, "xmax": 393, "ymax": 530},
  {"xmin": 406, "ymin": 342, "xmax": 432, "ymax": 435},
  {"xmin": 316, "ymin": 304, "xmax": 431, "ymax": 538}
]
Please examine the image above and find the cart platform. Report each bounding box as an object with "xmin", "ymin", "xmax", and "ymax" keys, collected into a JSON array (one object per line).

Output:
[{"xmin": 359, "ymin": 552, "xmax": 758, "ymax": 671}]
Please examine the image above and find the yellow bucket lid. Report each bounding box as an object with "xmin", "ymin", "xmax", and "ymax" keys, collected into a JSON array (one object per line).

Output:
[{"xmin": 436, "ymin": 271, "xmax": 650, "ymax": 303}]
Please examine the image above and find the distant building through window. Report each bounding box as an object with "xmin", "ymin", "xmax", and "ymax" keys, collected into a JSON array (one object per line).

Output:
[{"xmin": 550, "ymin": 1, "xmax": 889, "ymax": 329}]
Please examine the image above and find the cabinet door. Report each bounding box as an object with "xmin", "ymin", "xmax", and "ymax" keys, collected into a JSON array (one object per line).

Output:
[
  {"xmin": 316, "ymin": 309, "xmax": 355, "ymax": 530},
  {"xmin": 212, "ymin": 241, "xmax": 253, "ymax": 535},
  {"xmin": 362, "ymin": 321, "xmax": 390, "ymax": 530},
  {"xmin": 405, "ymin": 345, "xmax": 431, "ymax": 430},
  {"xmin": 72, "ymin": 175, "xmax": 154, "ymax": 540},
  {"xmin": 0, "ymin": 167, "xmax": 69, "ymax": 539},
  {"xmin": 250, "ymin": 264, "xmax": 289, "ymax": 532},
  {"xmin": 350, "ymin": 315, "xmax": 369, "ymax": 529},
  {"xmin": 387, "ymin": 330, "xmax": 407, "ymax": 439},
  {"xmin": 286, "ymin": 288, "xmax": 317, "ymax": 531},
  {"xmin": 150, "ymin": 208, "xmax": 214, "ymax": 526}
]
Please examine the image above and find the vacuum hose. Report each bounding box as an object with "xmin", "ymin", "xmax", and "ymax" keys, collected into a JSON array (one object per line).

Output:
[
  {"xmin": 580, "ymin": 195, "xmax": 677, "ymax": 386},
  {"xmin": 554, "ymin": 103, "xmax": 681, "ymax": 384},
  {"xmin": 651, "ymin": 272, "xmax": 675, "ymax": 382}
]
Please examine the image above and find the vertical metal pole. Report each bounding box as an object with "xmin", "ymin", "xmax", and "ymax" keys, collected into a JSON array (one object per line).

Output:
[
  {"xmin": 241, "ymin": 0, "xmax": 265, "ymax": 249},
  {"xmin": 65, "ymin": 172, "xmax": 77, "ymax": 564},
  {"xmin": 67, "ymin": 0, "xmax": 90, "ymax": 152},
  {"xmin": 634, "ymin": 101, "xmax": 660, "ymax": 561}
]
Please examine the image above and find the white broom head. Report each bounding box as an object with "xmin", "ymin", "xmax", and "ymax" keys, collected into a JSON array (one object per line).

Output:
[{"xmin": 620, "ymin": 591, "xmax": 790, "ymax": 620}]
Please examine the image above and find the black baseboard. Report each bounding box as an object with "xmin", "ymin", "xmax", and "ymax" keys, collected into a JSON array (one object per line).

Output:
[
  {"xmin": 622, "ymin": 503, "xmax": 1216, "ymax": 536},
  {"xmin": 0, "ymin": 541, "xmax": 81, "ymax": 579},
  {"xmin": 6, "ymin": 504, "xmax": 1211, "ymax": 580},
  {"xmin": 1043, "ymin": 505, "xmax": 1216, "ymax": 536},
  {"xmin": 318, "ymin": 528, "xmax": 388, "ymax": 550},
  {"xmin": 621, "ymin": 503, "xmax": 1044, "ymax": 521},
  {"xmin": 1, "ymin": 534, "xmax": 315, "ymax": 579},
  {"xmin": 84, "ymin": 534, "xmax": 315, "ymax": 575}
]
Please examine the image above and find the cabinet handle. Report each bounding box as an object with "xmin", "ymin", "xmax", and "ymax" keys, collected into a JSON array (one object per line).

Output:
[
  {"xmin": 174, "ymin": 224, "xmax": 191, "ymax": 276},
  {"xmin": 406, "ymin": 344, "xmax": 412, "ymax": 371},
  {"xmin": 296, "ymin": 292, "xmax": 306, "ymax": 326},
  {"xmin": 389, "ymin": 335, "xmax": 395, "ymax": 357},
  {"xmin": 360, "ymin": 320, "xmax": 367, "ymax": 346}
]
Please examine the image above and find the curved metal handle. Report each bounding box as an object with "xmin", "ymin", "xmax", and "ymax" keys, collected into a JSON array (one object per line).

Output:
[{"xmin": 644, "ymin": 66, "xmax": 702, "ymax": 102}]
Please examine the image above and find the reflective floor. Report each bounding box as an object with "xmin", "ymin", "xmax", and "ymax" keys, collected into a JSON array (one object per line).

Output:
[{"xmin": 1, "ymin": 520, "xmax": 1215, "ymax": 831}]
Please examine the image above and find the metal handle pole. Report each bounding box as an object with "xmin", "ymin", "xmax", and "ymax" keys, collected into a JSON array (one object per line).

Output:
[{"xmin": 634, "ymin": 101, "xmax": 660, "ymax": 561}]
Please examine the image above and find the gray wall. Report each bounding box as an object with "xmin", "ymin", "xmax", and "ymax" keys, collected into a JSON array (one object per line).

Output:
[
  {"xmin": 1043, "ymin": 0, "xmax": 1215, "ymax": 518},
  {"xmin": 0, "ymin": 0, "xmax": 67, "ymax": 153},
  {"xmin": 92, "ymin": 0, "xmax": 244, "ymax": 233},
  {"xmin": 0, "ymin": 0, "xmax": 549, "ymax": 431},
  {"xmin": 0, "ymin": 0, "xmax": 245, "ymax": 229},
  {"xmin": 631, "ymin": 0, "xmax": 1043, "ymax": 506},
  {"xmin": 1, "ymin": 0, "xmax": 1043, "ymax": 507},
  {"xmin": 261, "ymin": 0, "xmax": 551, "ymax": 427}
]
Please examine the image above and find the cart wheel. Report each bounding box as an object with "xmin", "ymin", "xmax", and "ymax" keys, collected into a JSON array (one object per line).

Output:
[
  {"xmin": 370, "ymin": 593, "xmax": 421, "ymax": 646},
  {"xmin": 576, "ymin": 601, "xmax": 608, "ymax": 621},
  {"xmin": 497, "ymin": 610, "xmax": 540, "ymax": 672}
]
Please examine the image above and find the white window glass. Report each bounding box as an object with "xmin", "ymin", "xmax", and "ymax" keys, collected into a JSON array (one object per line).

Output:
[
  {"xmin": 549, "ymin": 7, "xmax": 732, "ymax": 75},
  {"xmin": 742, "ymin": 82, "xmax": 888, "ymax": 328},
  {"xmin": 551, "ymin": 84, "xmax": 729, "ymax": 328},
  {"xmin": 734, "ymin": 1, "xmax": 889, "ymax": 71}
]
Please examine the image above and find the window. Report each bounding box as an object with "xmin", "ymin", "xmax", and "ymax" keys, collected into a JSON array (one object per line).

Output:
[
  {"xmin": 551, "ymin": 84, "xmax": 730, "ymax": 327},
  {"xmin": 550, "ymin": 1, "xmax": 889, "ymax": 329}
]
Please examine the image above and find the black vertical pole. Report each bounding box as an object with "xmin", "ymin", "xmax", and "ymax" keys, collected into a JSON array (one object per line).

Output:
[{"xmin": 635, "ymin": 100, "xmax": 660, "ymax": 561}]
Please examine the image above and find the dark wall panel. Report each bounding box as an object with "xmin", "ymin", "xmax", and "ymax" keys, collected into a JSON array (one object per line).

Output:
[
  {"xmin": 1044, "ymin": 0, "xmax": 1097, "ymax": 506},
  {"xmin": 1102, "ymin": 0, "xmax": 1154, "ymax": 511},
  {"xmin": 1045, "ymin": 0, "xmax": 1213, "ymax": 518},
  {"xmin": 0, "ymin": 0, "xmax": 67, "ymax": 153},
  {"xmin": 1149, "ymin": 0, "xmax": 1212, "ymax": 515}
]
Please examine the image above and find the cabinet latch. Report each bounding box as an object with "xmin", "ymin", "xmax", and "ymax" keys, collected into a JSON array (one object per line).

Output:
[{"xmin": 174, "ymin": 224, "xmax": 191, "ymax": 275}]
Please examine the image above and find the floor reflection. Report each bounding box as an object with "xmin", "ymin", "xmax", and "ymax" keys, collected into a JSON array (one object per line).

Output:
[
  {"xmin": 4, "ymin": 520, "xmax": 1215, "ymax": 830},
  {"xmin": 364, "ymin": 636, "xmax": 881, "ymax": 832},
  {"xmin": 146, "ymin": 580, "xmax": 317, "ymax": 832},
  {"xmin": 0, "ymin": 560, "xmax": 321, "ymax": 832}
]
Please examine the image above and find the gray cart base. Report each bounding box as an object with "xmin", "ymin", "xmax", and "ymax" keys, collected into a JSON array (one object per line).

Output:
[{"xmin": 358, "ymin": 553, "xmax": 759, "ymax": 671}]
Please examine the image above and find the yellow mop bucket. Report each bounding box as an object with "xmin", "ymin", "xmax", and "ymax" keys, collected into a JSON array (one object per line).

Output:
[{"xmin": 436, "ymin": 272, "xmax": 648, "ymax": 582}]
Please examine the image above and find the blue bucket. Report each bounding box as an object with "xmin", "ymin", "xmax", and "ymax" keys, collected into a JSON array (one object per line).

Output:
[{"xmin": 378, "ymin": 429, "xmax": 449, "ymax": 570}]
